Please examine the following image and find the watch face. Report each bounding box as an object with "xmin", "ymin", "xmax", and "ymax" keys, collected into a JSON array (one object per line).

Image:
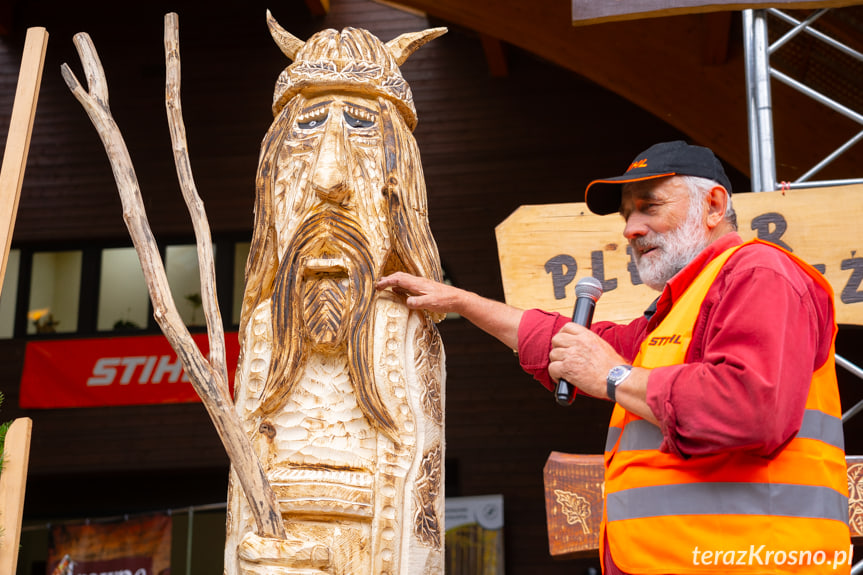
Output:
[{"xmin": 609, "ymin": 365, "xmax": 631, "ymax": 383}]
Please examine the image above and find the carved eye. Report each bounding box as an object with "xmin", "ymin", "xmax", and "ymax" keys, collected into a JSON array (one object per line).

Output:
[
  {"xmin": 297, "ymin": 110, "xmax": 328, "ymax": 130},
  {"xmin": 344, "ymin": 106, "xmax": 375, "ymax": 129}
]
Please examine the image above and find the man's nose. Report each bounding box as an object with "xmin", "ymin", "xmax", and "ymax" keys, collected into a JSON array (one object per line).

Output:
[
  {"xmin": 312, "ymin": 116, "xmax": 350, "ymax": 205},
  {"xmin": 623, "ymin": 213, "xmax": 648, "ymax": 240}
]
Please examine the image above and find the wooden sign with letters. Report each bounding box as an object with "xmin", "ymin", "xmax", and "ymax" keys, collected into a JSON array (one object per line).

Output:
[{"xmin": 496, "ymin": 185, "xmax": 863, "ymax": 326}]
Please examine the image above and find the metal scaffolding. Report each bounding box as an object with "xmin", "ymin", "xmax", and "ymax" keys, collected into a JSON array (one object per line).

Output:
[
  {"xmin": 744, "ymin": 8, "xmax": 863, "ymax": 193},
  {"xmin": 744, "ymin": 10, "xmax": 863, "ymax": 570}
]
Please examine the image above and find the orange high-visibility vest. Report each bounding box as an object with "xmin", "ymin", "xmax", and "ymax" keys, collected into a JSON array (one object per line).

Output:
[{"xmin": 602, "ymin": 240, "xmax": 850, "ymax": 574}]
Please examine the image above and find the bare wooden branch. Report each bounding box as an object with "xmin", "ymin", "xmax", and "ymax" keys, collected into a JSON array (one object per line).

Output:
[
  {"xmin": 61, "ymin": 31, "xmax": 286, "ymax": 540},
  {"xmin": 164, "ymin": 13, "xmax": 228, "ymax": 386}
]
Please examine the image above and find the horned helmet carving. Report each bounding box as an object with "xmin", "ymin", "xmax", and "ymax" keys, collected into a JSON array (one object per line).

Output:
[{"xmin": 266, "ymin": 10, "xmax": 446, "ymax": 130}]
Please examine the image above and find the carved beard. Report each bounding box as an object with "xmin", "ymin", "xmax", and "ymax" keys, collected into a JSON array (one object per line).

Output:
[
  {"xmin": 259, "ymin": 208, "xmax": 398, "ymax": 439},
  {"xmin": 301, "ymin": 270, "xmax": 350, "ymax": 351}
]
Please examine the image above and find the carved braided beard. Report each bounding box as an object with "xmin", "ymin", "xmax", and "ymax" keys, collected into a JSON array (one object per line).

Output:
[
  {"xmin": 301, "ymin": 270, "xmax": 350, "ymax": 350},
  {"xmin": 259, "ymin": 208, "xmax": 398, "ymax": 438}
]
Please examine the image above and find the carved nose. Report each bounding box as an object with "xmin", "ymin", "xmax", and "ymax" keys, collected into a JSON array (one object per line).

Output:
[{"xmin": 312, "ymin": 118, "xmax": 350, "ymax": 204}]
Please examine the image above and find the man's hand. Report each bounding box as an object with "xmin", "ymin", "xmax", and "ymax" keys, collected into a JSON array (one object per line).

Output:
[
  {"xmin": 551, "ymin": 323, "xmax": 659, "ymax": 424},
  {"xmin": 376, "ymin": 271, "xmax": 463, "ymax": 316},
  {"xmin": 377, "ymin": 271, "xmax": 523, "ymax": 350},
  {"xmin": 548, "ymin": 322, "xmax": 627, "ymax": 399}
]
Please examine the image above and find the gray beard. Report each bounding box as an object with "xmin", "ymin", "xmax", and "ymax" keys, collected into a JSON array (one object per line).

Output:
[{"xmin": 632, "ymin": 209, "xmax": 709, "ymax": 291}]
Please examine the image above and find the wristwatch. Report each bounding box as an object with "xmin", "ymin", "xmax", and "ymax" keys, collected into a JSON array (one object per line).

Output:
[{"xmin": 606, "ymin": 364, "xmax": 633, "ymax": 402}]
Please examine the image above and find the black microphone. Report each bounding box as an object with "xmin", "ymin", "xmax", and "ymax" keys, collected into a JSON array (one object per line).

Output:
[{"xmin": 555, "ymin": 276, "xmax": 604, "ymax": 406}]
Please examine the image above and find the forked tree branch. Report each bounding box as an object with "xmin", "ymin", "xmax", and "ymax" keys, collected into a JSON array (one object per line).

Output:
[
  {"xmin": 164, "ymin": 12, "xmax": 228, "ymax": 387},
  {"xmin": 60, "ymin": 15, "xmax": 286, "ymax": 540}
]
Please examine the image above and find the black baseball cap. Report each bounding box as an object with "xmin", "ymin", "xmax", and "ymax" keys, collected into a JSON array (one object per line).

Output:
[{"xmin": 584, "ymin": 140, "xmax": 733, "ymax": 215}]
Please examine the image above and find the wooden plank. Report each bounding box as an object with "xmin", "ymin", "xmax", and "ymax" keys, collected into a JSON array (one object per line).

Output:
[
  {"xmin": 847, "ymin": 455, "xmax": 863, "ymax": 542},
  {"xmin": 495, "ymin": 185, "xmax": 863, "ymax": 326},
  {"xmin": 571, "ymin": 0, "xmax": 863, "ymax": 26},
  {"xmin": 0, "ymin": 27, "xmax": 48, "ymax": 299},
  {"xmin": 0, "ymin": 417, "xmax": 33, "ymax": 572},
  {"xmin": 543, "ymin": 452, "xmax": 603, "ymax": 558},
  {"xmin": 545, "ymin": 453, "xmax": 863, "ymax": 558}
]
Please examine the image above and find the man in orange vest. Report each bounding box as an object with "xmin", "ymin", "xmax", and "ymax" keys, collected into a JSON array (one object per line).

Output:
[{"xmin": 377, "ymin": 140, "xmax": 851, "ymax": 574}]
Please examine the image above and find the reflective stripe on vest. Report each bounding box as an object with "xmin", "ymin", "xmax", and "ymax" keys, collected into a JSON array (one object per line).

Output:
[
  {"xmin": 606, "ymin": 408, "xmax": 844, "ymax": 454},
  {"xmin": 601, "ymin": 240, "xmax": 850, "ymax": 575},
  {"xmin": 607, "ymin": 482, "xmax": 848, "ymax": 523}
]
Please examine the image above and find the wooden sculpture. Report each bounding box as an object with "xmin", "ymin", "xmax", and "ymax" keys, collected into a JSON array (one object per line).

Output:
[{"xmin": 62, "ymin": 11, "xmax": 447, "ymax": 575}]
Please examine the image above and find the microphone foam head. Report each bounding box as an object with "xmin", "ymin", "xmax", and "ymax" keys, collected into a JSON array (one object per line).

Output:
[{"xmin": 575, "ymin": 276, "xmax": 603, "ymax": 302}]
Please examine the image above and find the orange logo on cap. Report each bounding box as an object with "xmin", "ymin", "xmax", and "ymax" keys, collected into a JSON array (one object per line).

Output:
[{"xmin": 627, "ymin": 159, "xmax": 648, "ymax": 172}]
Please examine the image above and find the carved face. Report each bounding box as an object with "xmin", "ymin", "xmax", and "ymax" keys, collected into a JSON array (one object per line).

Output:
[
  {"xmin": 273, "ymin": 93, "xmax": 390, "ymax": 351},
  {"xmin": 243, "ymin": 28, "xmax": 445, "ymax": 425}
]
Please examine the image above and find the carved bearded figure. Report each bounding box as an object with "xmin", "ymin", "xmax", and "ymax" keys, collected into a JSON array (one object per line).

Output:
[{"xmin": 225, "ymin": 16, "xmax": 447, "ymax": 575}]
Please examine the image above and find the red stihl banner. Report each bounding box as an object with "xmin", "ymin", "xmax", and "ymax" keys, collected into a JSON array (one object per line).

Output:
[{"xmin": 20, "ymin": 332, "xmax": 239, "ymax": 409}]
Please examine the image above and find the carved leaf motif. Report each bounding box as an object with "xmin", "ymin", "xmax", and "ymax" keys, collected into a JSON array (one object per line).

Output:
[
  {"xmin": 554, "ymin": 489, "xmax": 592, "ymax": 534},
  {"xmin": 414, "ymin": 324, "xmax": 443, "ymax": 424},
  {"xmin": 342, "ymin": 61, "xmax": 384, "ymax": 80},
  {"xmin": 848, "ymin": 463, "xmax": 863, "ymax": 533},
  {"xmin": 414, "ymin": 445, "xmax": 442, "ymax": 548}
]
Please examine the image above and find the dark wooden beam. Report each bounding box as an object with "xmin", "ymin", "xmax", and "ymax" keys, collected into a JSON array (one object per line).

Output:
[
  {"xmin": 480, "ymin": 34, "xmax": 508, "ymax": 77},
  {"xmin": 701, "ymin": 11, "xmax": 733, "ymax": 66},
  {"xmin": 571, "ymin": 0, "xmax": 863, "ymax": 26},
  {"xmin": 304, "ymin": 0, "xmax": 330, "ymax": 17},
  {"xmin": 386, "ymin": 0, "xmax": 863, "ymax": 184}
]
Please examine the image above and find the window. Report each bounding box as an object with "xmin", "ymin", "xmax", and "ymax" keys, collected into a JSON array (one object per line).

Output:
[
  {"xmin": 6, "ymin": 239, "xmax": 249, "ymax": 339},
  {"xmin": 27, "ymin": 251, "xmax": 82, "ymax": 335},
  {"xmin": 0, "ymin": 249, "xmax": 20, "ymax": 338},
  {"xmin": 97, "ymin": 247, "xmax": 149, "ymax": 331},
  {"xmin": 166, "ymin": 245, "xmax": 212, "ymax": 328}
]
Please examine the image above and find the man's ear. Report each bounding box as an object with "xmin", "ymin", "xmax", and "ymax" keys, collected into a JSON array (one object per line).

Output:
[{"xmin": 705, "ymin": 185, "xmax": 729, "ymax": 229}]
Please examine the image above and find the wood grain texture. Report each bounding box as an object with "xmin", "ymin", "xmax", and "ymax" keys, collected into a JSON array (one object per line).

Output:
[
  {"xmin": 223, "ymin": 19, "xmax": 447, "ymax": 575},
  {"xmin": 0, "ymin": 417, "xmax": 32, "ymax": 573},
  {"xmin": 61, "ymin": 16, "xmax": 285, "ymax": 540},
  {"xmin": 543, "ymin": 452, "xmax": 602, "ymax": 559},
  {"xmin": 496, "ymin": 185, "xmax": 863, "ymax": 326},
  {"xmin": 0, "ymin": 27, "xmax": 46, "ymax": 299}
]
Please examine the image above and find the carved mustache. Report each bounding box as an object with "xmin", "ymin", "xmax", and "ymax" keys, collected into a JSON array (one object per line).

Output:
[{"xmin": 259, "ymin": 208, "xmax": 399, "ymax": 439}]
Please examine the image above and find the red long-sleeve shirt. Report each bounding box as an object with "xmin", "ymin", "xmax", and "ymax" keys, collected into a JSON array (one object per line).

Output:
[
  {"xmin": 518, "ymin": 231, "xmax": 836, "ymax": 460},
  {"xmin": 518, "ymin": 233, "xmax": 837, "ymax": 574}
]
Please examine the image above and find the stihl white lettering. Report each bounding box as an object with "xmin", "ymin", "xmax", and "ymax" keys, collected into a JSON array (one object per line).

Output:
[
  {"xmin": 86, "ymin": 355, "xmax": 188, "ymax": 386},
  {"xmin": 87, "ymin": 357, "xmax": 120, "ymax": 386},
  {"xmin": 152, "ymin": 355, "xmax": 183, "ymax": 383},
  {"xmin": 138, "ymin": 356, "xmax": 157, "ymax": 383},
  {"xmin": 119, "ymin": 356, "xmax": 148, "ymax": 384}
]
